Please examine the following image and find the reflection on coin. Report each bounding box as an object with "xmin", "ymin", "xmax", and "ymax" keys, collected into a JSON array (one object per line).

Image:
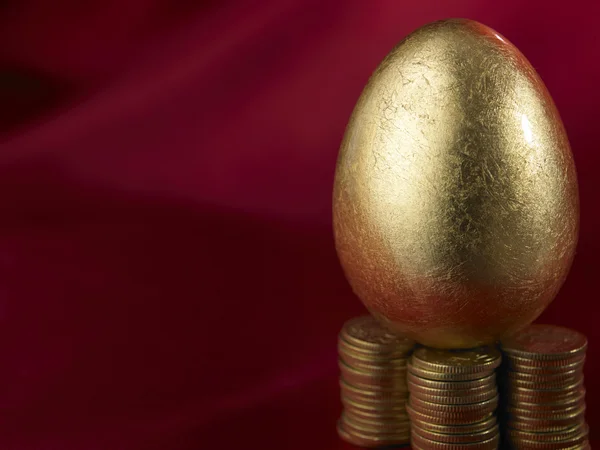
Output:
[
  {"xmin": 408, "ymin": 371, "xmax": 496, "ymax": 390},
  {"xmin": 343, "ymin": 410, "xmax": 410, "ymax": 431},
  {"xmin": 507, "ymin": 403, "xmax": 584, "ymax": 420},
  {"xmin": 507, "ymin": 432, "xmax": 587, "ymax": 449},
  {"xmin": 408, "ymin": 361, "xmax": 494, "ymax": 382},
  {"xmin": 507, "ymin": 405, "xmax": 586, "ymax": 429},
  {"xmin": 409, "ymin": 415, "xmax": 497, "ymax": 435},
  {"xmin": 508, "ymin": 374, "xmax": 583, "ymax": 390},
  {"xmin": 339, "ymin": 378, "xmax": 408, "ymax": 401},
  {"xmin": 337, "ymin": 338, "xmax": 408, "ymax": 362},
  {"xmin": 507, "ymin": 368, "xmax": 583, "ymax": 383},
  {"xmin": 341, "ymin": 395, "xmax": 407, "ymax": 413},
  {"xmin": 340, "ymin": 315, "xmax": 414, "ymax": 353},
  {"xmin": 337, "ymin": 315, "xmax": 414, "ymax": 447},
  {"xmin": 507, "ymin": 389, "xmax": 585, "ymax": 406},
  {"xmin": 407, "ymin": 404, "xmax": 493, "ymax": 426},
  {"xmin": 339, "ymin": 353, "xmax": 408, "ymax": 373},
  {"xmin": 501, "ymin": 325, "xmax": 587, "ymax": 361},
  {"xmin": 507, "ymin": 423, "xmax": 588, "ymax": 443},
  {"xmin": 412, "ymin": 347, "xmax": 501, "ymax": 375},
  {"xmin": 339, "ymin": 359, "xmax": 407, "ymax": 386},
  {"xmin": 512, "ymin": 394, "xmax": 585, "ymax": 412},
  {"xmin": 410, "ymin": 388, "xmax": 497, "ymax": 405},
  {"xmin": 408, "ymin": 381, "xmax": 496, "ymax": 398},
  {"xmin": 504, "ymin": 356, "xmax": 585, "ymax": 374},
  {"xmin": 339, "ymin": 346, "xmax": 408, "ymax": 366},
  {"xmin": 412, "ymin": 422, "xmax": 499, "ymax": 444},
  {"xmin": 407, "ymin": 345, "xmax": 501, "ymax": 448},
  {"xmin": 507, "ymin": 379, "xmax": 584, "ymax": 394},
  {"xmin": 337, "ymin": 420, "xmax": 409, "ymax": 448},
  {"xmin": 343, "ymin": 403, "xmax": 409, "ymax": 421},
  {"xmin": 341, "ymin": 412, "xmax": 410, "ymax": 435},
  {"xmin": 411, "ymin": 428, "xmax": 499, "ymax": 449},
  {"xmin": 507, "ymin": 420, "xmax": 578, "ymax": 434},
  {"xmin": 410, "ymin": 395, "xmax": 498, "ymax": 416},
  {"xmin": 344, "ymin": 376, "xmax": 408, "ymax": 392}
]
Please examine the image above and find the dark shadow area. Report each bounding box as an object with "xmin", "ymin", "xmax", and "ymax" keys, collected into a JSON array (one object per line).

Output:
[{"xmin": 0, "ymin": 65, "xmax": 73, "ymax": 136}]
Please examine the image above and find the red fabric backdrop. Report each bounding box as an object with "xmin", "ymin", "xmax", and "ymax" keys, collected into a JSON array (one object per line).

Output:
[{"xmin": 0, "ymin": 1, "xmax": 598, "ymax": 448}]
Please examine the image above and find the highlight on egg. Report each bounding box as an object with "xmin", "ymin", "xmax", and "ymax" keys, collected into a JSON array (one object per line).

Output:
[{"xmin": 333, "ymin": 19, "xmax": 579, "ymax": 349}]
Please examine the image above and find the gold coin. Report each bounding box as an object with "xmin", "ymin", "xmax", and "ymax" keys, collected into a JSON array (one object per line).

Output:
[
  {"xmin": 342, "ymin": 376, "xmax": 408, "ymax": 392},
  {"xmin": 343, "ymin": 410, "xmax": 410, "ymax": 431},
  {"xmin": 410, "ymin": 387, "xmax": 497, "ymax": 405},
  {"xmin": 406, "ymin": 403, "xmax": 493, "ymax": 426},
  {"xmin": 507, "ymin": 431, "xmax": 587, "ymax": 449},
  {"xmin": 507, "ymin": 405, "xmax": 586, "ymax": 429},
  {"xmin": 408, "ymin": 361, "xmax": 495, "ymax": 382},
  {"xmin": 343, "ymin": 402, "xmax": 410, "ymax": 421},
  {"xmin": 337, "ymin": 419, "xmax": 410, "ymax": 448},
  {"xmin": 508, "ymin": 373, "xmax": 583, "ymax": 390},
  {"xmin": 339, "ymin": 360, "xmax": 407, "ymax": 387},
  {"xmin": 507, "ymin": 378, "xmax": 584, "ymax": 394},
  {"xmin": 408, "ymin": 371, "xmax": 496, "ymax": 390},
  {"xmin": 339, "ymin": 353, "xmax": 408, "ymax": 373},
  {"xmin": 506, "ymin": 419, "xmax": 577, "ymax": 434},
  {"xmin": 411, "ymin": 428, "xmax": 499, "ymax": 449},
  {"xmin": 412, "ymin": 422, "xmax": 499, "ymax": 444},
  {"xmin": 501, "ymin": 325, "xmax": 587, "ymax": 361},
  {"xmin": 339, "ymin": 378, "xmax": 408, "ymax": 400},
  {"xmin": 410, "ymin": 395, "xmax": 498, "ymax": 416},
  {"xmin": 507, "ymin": 422, "xmax": 587, "ymax": 443},
  {"xmin": 505, "ymin": 355, "xmax": 585, "ymax": 374},
  {"xmin": 507, "ymin": 403, "xmax": 584, "ymax": 420},
  {"xmin": 339, "ymin": 341, "xmax": 409, "ymax": 363},
  {"xmin": 409, "ymin": 381, "xmax": 496, "ymax": 398},
  {"xmin": 409, "ymin": 415, "xmax": 497, "ymax": 435},
  {"xmin": 337, "ymin": 338, "xmax": 410, "ymax": 362},
  {"xmin": 340, "ymin": 315, "xmax": 415, "ymax": 353},
  {"xmin": 507, "ymin": 368, "xmax": 583, "ymax": 383},
  {"xmin": 412, "ymin": 347, "xmax": 501, "ymax": 374},
  {"xmin": 341, "ymin": 395, "xmax": 408, "ymax": 413},
  {"xmin": 341, "ymin": 411, "xmax": 410, "ymax": 435},
  {"xmin": 512, "ymin": 393, "xmax": 585, "ymax": 411},
  {"xmin": 507, "ymin": 386, "xmax": 585, "ymax": 404}
]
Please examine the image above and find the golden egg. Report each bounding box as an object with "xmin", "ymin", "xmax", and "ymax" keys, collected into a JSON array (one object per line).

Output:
[{"xmin": 333, "ymin": 19, "xmax": 579, "ymax": 349}]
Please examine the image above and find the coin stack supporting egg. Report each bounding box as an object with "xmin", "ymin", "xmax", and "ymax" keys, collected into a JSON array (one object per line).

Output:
[
  {"xmin": 336, "ymin": 315, "xmax": 415, "ymax": 448},
  {"xmin": 500, "ymin": 324, "xmax": 590, "ymax": 449},
  {"xmin": 407, "ymin": 347, "xmax": 502, "ymax": 449}
]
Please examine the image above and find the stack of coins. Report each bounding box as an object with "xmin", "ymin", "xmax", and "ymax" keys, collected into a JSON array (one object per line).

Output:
[
  {"xmin": 407, "ymin": 347, "xmax": 502, "ymax": 449},
  {"xmin": 336, "ymin": 315, "xmax": 415, "ymax": 448},
  {"xmin": 500, "ymin": 324, "xmax": 589, "ymax": 449}
]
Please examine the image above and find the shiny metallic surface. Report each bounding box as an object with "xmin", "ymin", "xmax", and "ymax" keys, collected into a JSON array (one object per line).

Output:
[
  {"xmin": 332, "ymin": 19, "xmax": 579, "ymax": 348},
  {"xmin": 412, "ymin": 346, "xmax": 501, "ymax": 374},
  {"xmin": 336, "ymin": 315, "xmax": 413, "ymax": 446},
  {"xmin": 507, "ymin": 423, "xmax": 588, "ymax": 443},
  {"xmin": 410, "ymin": 395, "xmax": 498, "ymax": 415},
  {"xmin": 411, "ymin": 428, "xmax": 499, "ymax": 449},
  {"xmin": 407, "ymin": 371, "xmax": 495, "ymax": 390},
  {"xmin": 340, "ymin": 315, "xmax": 415, "ymax": 352},
  {"xmin": 504, "ymin": 358, "xmax": 585, "ymax": 375},
  {"xmin": 501, "ymin": 324, "xmax": 587, "ymax": 360},
  {"xmin": 499, "ymin": 327, "xmax": 589, "ymax": 445},
  {"xmin": 408, "ymin": 360, "xmax": 495, "ymax": 382},
  {"xmin": 412, "ymin": 423, "xmax": 499, "ymax": 444},
  {"xmin": 407, "ymin": 347, "xmax": 500, "ymax": 446},
  {"xmin": 407, "ymin": 403, "xmax": 494, "ymax": 426},
  {"xmin": 337, "ymin": 419, "xmax": 411, "ymax": 448},
  {"xmin": 410, "ymin": 388, "xmax": 497, "ymax": 405},
  {"xmin": 409, "ymin": 415, "xmax": 497, "ymax": 435}
]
